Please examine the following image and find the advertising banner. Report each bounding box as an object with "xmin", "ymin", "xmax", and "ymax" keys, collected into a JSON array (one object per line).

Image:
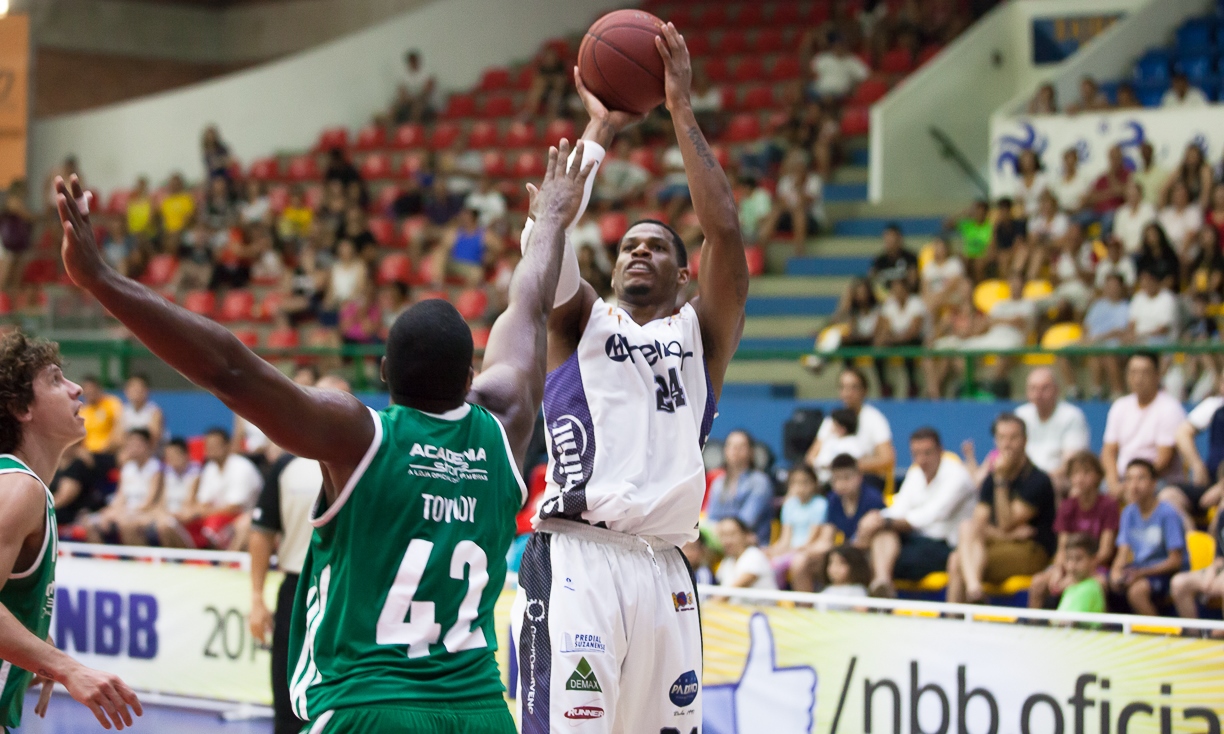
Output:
[
  {"xmin": 0, "ymin": 14, "xmax": 28, "ymax": 189},
  {"xmin": 989, "ymin": 108, "xmax": 1224, "ymax": 198},
  {"xmin": 1031, "ymin": 15, "xmax": 1122, "ymax": 65}
]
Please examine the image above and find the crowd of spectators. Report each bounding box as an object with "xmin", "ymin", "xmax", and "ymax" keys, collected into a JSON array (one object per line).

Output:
[{"xmin": 697, "ymin": 363, "xmax": 1224, "ymax": 622}]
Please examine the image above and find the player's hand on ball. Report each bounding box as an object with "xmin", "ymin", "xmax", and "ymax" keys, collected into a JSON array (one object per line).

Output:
[
  {"xmin": 573, "ymin": 67, "xmax": 646, "ymax": 133},
  {"xmin": 533, "ymin": 139, "xmax": 597, "ymax": 226},
  {"xmin": 54, "ymin": 175, "xmax": 108, "ymax": 288},
  {"xmin": 655, "ymin": 22, "xmax": 692, "ymax": 112}
]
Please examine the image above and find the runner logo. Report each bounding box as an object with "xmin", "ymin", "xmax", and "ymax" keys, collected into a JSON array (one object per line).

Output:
[
  {"xmin": 566, "ymin": 657, "xmax": 602, "ymax": 692},
  {"xmin": 563, "ymin": 704, "xmax": 605, "ymax": 721}
]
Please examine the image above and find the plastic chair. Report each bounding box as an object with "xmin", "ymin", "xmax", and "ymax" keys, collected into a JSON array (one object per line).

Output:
[
  {"xmin": 1021, "ymin": 279, "xmax": 1053, "ymax": 300},
  {"xmin": 232, "ymin": 329, "xmax": 260, "ymax": 348},
  {"xmin": 704, "ymin": 58, "xmax": 729, "ymax": 82},
  {"xmin": 732, "ymin": 56, "xmax": 765, "ymax": 82},
  {"xmin": 468, "ymin": 121, "xmax": 499, "ymax": 148},
  {"xmin": 360, "ymin": 153, "xmax": 392, "ymax": 180},
  {"xmin": 1188, "ymin": 530, "xmax": 1217, "ymax": 571},
  {"xmin": 377, "ymin": 253, "xmax": 414, "ymax": 285},
  {"xmin": 286, "ymin": 155, "xmax": 319, "ymax": 181},
  {"xmin": 482, "ymin": 151, "xmax": 508, "ymax": 178},
  {"xmin": 544, "ymin": 119, "xmax": 577, "ymax": 147},
  {"xmin": 478, "ymin": 67, "xmax": 511, "ymax": 92},
  {"xmin": 850, "ymin": 77, "xmax": 891, "ymax": 106},
  {"xmin": 248, "ymin": 157, "xmax": 280, "ymax": 181},
  {"xmin": 400, "ymin": 152, "xmax": 428, "ymax": 178},
  {"xmin": 315, "ymin": 127, "xmax": 349, "ymax": 151},
  {"xmin": 267, "ymin": 327, "xmax": 300, "ymax": 350},
  {"xmin": 259, "ymin": 291, "xmax": 286, "ymax": 322},
  {"xmin": 628, "ymin": 147, "xmax": 660, "ymax": 176},
  {"xmin": 442, "ymin": 93, "xmax": 477, "ymax": 119},
  {"xmin": 1041, "ymin": 322, "xmax": 1083, "ymax": 349},
  {"xmin": 428, "ymin": 123, "xmax": 462, "ymax": 150},
  {"xmin": 745, "ymin": 246, "xmax": 765, "ymax": 276},
  {"xmin": 106, "ymin": 190, "xmax": 130, "ymax": 215},
  {"xmin": 742, "ymin": 85, "xmax": 774, "ymax": 110},
  {"xmin": 455, "ymin": 288, "xmax": 489, "ymax": 320},
  {"xmin": 218, "ymin": 289, "xmax": 255, "ymax": 322},
  {"xmin": 769, "ymin": 55, "xmax": 803, "ymax": 81},
  {"xmin": 879, "ymin": 48, "xmax": 915, "ymax": 75},
  {"xmin": 600, "ymin": 212, "xmax": 629, "ymax": 245},
  {"xmin": 723, "ymin": 113, "xmax": 761, "ymax": 142},
  {"xmin": 513, "ymin": 151, "xmax": 547, "ymax": 178},
  {"xmin": 471, "ymin": 326, "xmax": 492, "ymax": 350},
  {"xmin": 367, "ymin": 217, "xmax": 397, "ymax": 247},
  {"xmin": 720, "ymin": 30, "xmax": 748, "ymax": 56},
  {"xmin": 139, "ymin": 254, "xmax": 178, "ymax": 288},
  {"xmin": 481, "ymin": 94, "xmax": 515, "ymax": 118},
  {"xmin": 840, "ymin": 107, "xmax": 870, "ymax": 136},
  {"xmin": 391, "ymin": 124, "xmax": 426, "ymax": 149},
  {"xmin": 972, "ymin": 279, "xmax": 1010, "ymax": 314},
  {"xmin": 1177, "ymin": 20, "xmax": 1215, "ymax": 54},
  {"xmin": 354, "ymin": 124, "xmax": 386, "ymax": 151},
  {"xmin": 183, "ymin": 290, "xmax": 217, "ymax": 318},
  {"xmin": 504, "ymin": 121, "xmax": 539, "ymax": 147}
]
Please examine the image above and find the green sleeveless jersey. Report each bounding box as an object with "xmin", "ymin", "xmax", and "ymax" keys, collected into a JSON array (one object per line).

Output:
[
  {"xmin": 0, "ymin": 455, "xmax": 56, "ymax": 730},
  {"xmin": 288, "ymin": 403, "xmax": 525, "ymax": 719}
]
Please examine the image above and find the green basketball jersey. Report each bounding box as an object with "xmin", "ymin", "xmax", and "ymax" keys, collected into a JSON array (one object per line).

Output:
[
  {"xmin": 288, "ymin": 403, "xmax": 525, "ymax": 720},
  {"xmin": 0, "ymin": 455, "xmax": 57, "ymax": 730}
]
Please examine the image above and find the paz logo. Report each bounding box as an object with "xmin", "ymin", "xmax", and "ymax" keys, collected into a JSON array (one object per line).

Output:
[{"xmin": 565, "ymin": 657, "xmax": 602, "ymax": 692}]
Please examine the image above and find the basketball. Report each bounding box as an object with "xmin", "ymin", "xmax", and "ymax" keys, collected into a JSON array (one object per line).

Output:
[{"xmin": 577, "ymin": 9, "xmax": 668, "ymax": 116}]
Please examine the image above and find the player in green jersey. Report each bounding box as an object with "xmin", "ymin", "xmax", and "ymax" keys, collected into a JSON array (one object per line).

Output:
[
  {"xmin": 55, "ymin": 138, "xmax": 597, "ymax": 732},
  {"xmin": 0, "ymin": 332, "xmax": 143, "ymax": 731}
]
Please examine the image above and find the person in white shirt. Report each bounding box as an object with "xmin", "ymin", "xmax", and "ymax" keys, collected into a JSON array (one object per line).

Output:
[
  {"xmin": 120, "ymin": 373, "xmax": 164, "ymax": 446},
  {"xmin": 805, "ymin": 368, "xmax": 896, "ymax": 486},
  {"xmin": 920, "ymin": 236, "xmax": 968, "ymax": 314},
  {"xmin": 809, "ymin": 35, "xmax": 870, "ymax": 100},
  {"xmin": 874, "ymin": 277, "xmax": 927, "ymax": 398},
  {"xmin": 1158, "ymin": 180, "xmax": 1204, "ymax": 254},
  {"xmin": 811, "ymin": 408, "xmax": 867, "ymax": 482},
  {"xmin": 855, "ymin": 428, "xmax": 976, "ymax": 596},
  {"xmin": 1014, "ymin": 368, "xmax": 1090, "ymax": 491},
  {"xmin": 178, "ymin": 426, "xmax": 263, "ymax": 550},
  {"xmin": 1127, "ymin": 269, "xmax": 1178, "ymax": 345},
  {"xmin": 463, "ymin": 175, "xmax": 507, "ymax": 228},
  {"xmin": 594, "ymin": 139, "xmax": 652, "ymax": 207},
  {"xmin": 1101, "ymin": 352, "xmax": 1187, "ymax": 498},
  {"xmin": 762, "ymin": 150, "xmax": 825, "ymax": 249},
  {"xmin": 1113, "ymin": 181, "xmax": 1156, "ymax": 255},
  {"xmin": 83, "ymin": 428, "xmax": 163, "ymax": 545},
  {"xmin": 1050, "ymin": 147, "xmax": 1093, "ymax": 213},
  {"xmin": 656, "ymin": 142, "xmax": 691, "ymax": 224},
  {"xmin": 153, "ymin": 437, "xmax": 201, "ymax": 547},
  {"xmin": 1169, "ymin": 372, "xmax": 1224, "ymax": 522},
  {"xmin": 1011, "ymin": 150, "xmax": 1049, "ymax": 218},
  {"xmin": 714, "ymin": 517, "xmax": 779, "ymax": 598},
  {"xmin": 1094, "ymin": 236, "xmax": 1137, "ymax": 290},
  {"xmin": 394, "ymin": 50, "xmax": 435, "ymax": 124},
  {"xmin": 1161, "ymin": 73, "xmax": 1209, "ymax": 109}
]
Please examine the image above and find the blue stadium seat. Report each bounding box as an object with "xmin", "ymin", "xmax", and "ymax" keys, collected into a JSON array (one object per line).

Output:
[
  {"xmin": 1136, "ymin": 86, "xmax": 1166, "ymax": 107},
  {"xmin": 1216, "ymin": 24, "xmax": 1224, "ymax": 48},
  {"xmin": 1178, "ymin": 20, "xmax": 1215, "ymax": 55},
  {"xmin": 1177, "ymin": 54, "xmax": 1217, "ymax": 86},
  {"xmin": 1134, "ymin": 52, "xmax": 1171, "ymax": 84},
  {"xmin": 1097, "ymin": 80, "xmax": 1120, "ymax": 104}
]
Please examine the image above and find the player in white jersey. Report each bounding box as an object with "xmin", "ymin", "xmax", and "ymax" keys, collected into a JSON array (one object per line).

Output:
[{"xmin": 513, "ymin": 23, "xmax": 748, "ymax": 734}]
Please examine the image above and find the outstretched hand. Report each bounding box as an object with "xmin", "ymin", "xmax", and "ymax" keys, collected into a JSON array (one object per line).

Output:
[
  {"xmin": 54, "ymin": 175, "xmax": 108, "ymax": 288},
  {"xmin": 62, "ymin": 664, "xmax": 143, "ymax": 730},
  {"xmin": 573, "ymin": 67, "xmax": 647, "ymax": 134},
  {"xmin": 655, "ymin": 22, "xmax": 692, "ymax": 112},
  {"xmin": 529, "ymin": 139, "xmax": 596, "ymax": 227}
]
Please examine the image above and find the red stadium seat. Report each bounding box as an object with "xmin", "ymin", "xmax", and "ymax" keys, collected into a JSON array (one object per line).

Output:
[
  {"xmin": 400, "ymin": 151, "xmax": 428, "ymax": 178},
  {"xmin": 720, "ymin": 86, "xmax": 739, "ymax": 110},
  {"xmin": 454, "ymin": 288, "xmax": 489, "ymax": 320},
  {"xmin": 688, "ymin": 248, "xmax": 700, "ymax": 278},
  {"xmin": 378, "ymin": 253, "xmax": 413, "ymax": 285},
  {"xmin": 184, "ymin": 290, "xmax": 216, "ymax": 317},
  {"xmin": 694, "ymin": 5, "xmax": 726, "ymax": 28},
  {"xmin": 139, "ymin": 254, "xmax": 178, "ymax": 287},
  {"xmin": 21, "ymin": 259, "xmax": 56, "ymax": 285},
  {"xmin": 753, "ymin": 28, "xmax": 788, "ymax": 54},
  {"xmin": 360, "ymin": 152, "xmax": 393, "ymax": 180},
  {"xmin": 468, "ymin": 121, "xmax": 499, "ymax": 148},
  {"xmin": 391, "ymin": 123, "xmax": 426, "ymax": 149},
  {"xmin": 232, "ymin": 328, "xmax": 259, "ymax": 348},
  {"xmin": 544, "ymin": 119, "xmax": 576, "ymax": 147},
  {"xmin": 710, "ymin": 144, "xmax": 732, "ymax": 168},
  {"xmin": 723, "ymin": 113, "xmax": 761, "ymax": 142},
  {"xmin": 685, "ymin": 33, "xmax": 711, "ymax": 57},
  {"xmin": 415, "ymin": 288, "xmax": 449, "ymax": 303},
  {"xmin": 719, "ymin": 30, "xmax": 747, "ymax": 55},
  {"xmin": 286, "ymin": 155, "xmax": 319, "ymax": 181},
  {"xmin": 471, "ymin": 326, "xmax": 491, "ymax": 350},
  {"xmin": 316, "ymin": 127, "xmax": 349, "ymax": 151},
  {"xmin": 429, "ymin": 123, "xmax": 462, "ymax": 150},
  {"xmin": 478, "ymin": 67, "xmax": 511, "ymax": 92},
  {"xmin": 809, "ymin": 4, "xmax": 831, "ymax": 24},
  {"xmin": 259, "ymin": 291, "xmax": 286, "ymax": 321},
  {"xmin": 442, "ymin": 93, "xmax": 477, "ymax": 119},
  {"xmin": 600, "ymin": 212, "xmax": 629, "ymax": 245},
  {"xmin": 770, "ymin": 55, "xmax": 803, "ymax": 81},
  {"xmin": 248, "ymin": 157, "xmax": 280, "ymax": 181},
  {"xmin": 543, "ymin": 38, "xmax": 571, "ymax": 59},
  {"xmin": 732, "ymin": 56, "xmax": 765, "ymax": 82},
  {"xmin": 850, "ymin": 77, "xmax": 891, "ymax": 106},
  {"xmin": 629, "ymin": 147, "xmax": 660, "ymax": 176},
  {"xmin": 668, "ymin": 6, "xmax": 696, "ymax": 28},
  {"xmin": 513, "ymin": 151, "xmax": 547, "ymax": 178},
  {"xmin": 268, "ymin": 185, "xmax": 290, "ymax": 213},
  {"xmin": 841, "ymin": 106, "xmax": 870, "ymax": 136},
  {"xmin": 504, "ymin": 121, "xmax": 539, "ymax": 148},
  {"xmin": 368, "ymin": 216, "xmax": 397, "ymax": 246},
  {"xmin": 106, "ymin": 190, "xmax": 130, "ymax": 215},
  {"xmin": 267, "ymin": 327, "xmax": 299, "ymax": 349},
  {"xmin": 355, "ymin": 124, "xmax": 387, "ymax": 151},
  {"xmin": 770, "ymin": 4, "xmax": 805, "ymax": 26},
  {"xmin": 745, "ymin": 245, "xmax": 765, "ymax": 276},
  {"xmin": 219, "ymin": 289, "xmax": 255, "ymax": 322},
  {"xmin": 481, "ymin": 94, "xmax": 515, "ymax": 118},
  {"xmin": 376, "ymin": 185, "xmax": 400, "ymax": 213},
  {"xmin": 742, "ymin": 85, "xmax": 774, "ymax": 110},
  {"xmin": 512, "ymin": 65, "xmax": 535, "ymax": 91},
  {"xmin": 704, "ymin": 58, "xmax": 729, "ymax": 82},
  {"xmin": 879, "ymin": 48, "xmax": 915, "ymax": 75},
  {"xmin": 401, "ymin": 216, "xmax": 428, "ymax": 246},
  {"xmin": 482, "ymin": 151, "xmax": 508, "ymax": 177},
  {"xmin": 734, "ymin": 4, "xmax": 765, "ymax": 27}
]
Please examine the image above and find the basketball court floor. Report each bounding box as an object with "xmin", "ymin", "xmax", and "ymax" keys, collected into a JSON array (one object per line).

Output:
[{"xmin": 12, "ymin": 691, "xmax": 273, "ymax": 733}]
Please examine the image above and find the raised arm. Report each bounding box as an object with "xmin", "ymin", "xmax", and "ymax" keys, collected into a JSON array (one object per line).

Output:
[
  {"xmin": 657, "ymin": 23, "xmax": 749, "ymax": 397},
  {"xmin": 469, "ymin": 141, "xmax": 595, "ymax": 465},
  {"xmin": 55, "ymin": 177, "xmax": 372, "ymax": 468}
]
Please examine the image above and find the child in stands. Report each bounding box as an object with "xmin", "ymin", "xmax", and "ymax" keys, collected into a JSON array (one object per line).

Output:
[{"xmin": 1057, "ymin": 533, "xmax": 1107, "ymax": 614}]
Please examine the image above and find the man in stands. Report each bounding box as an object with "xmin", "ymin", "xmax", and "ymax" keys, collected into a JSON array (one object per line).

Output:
[
  {"xmin": 1171, "ymin": 372, "xmax": 1224, "ymax": 521},
  {"xmin": 867, "ymin": 223, "xmax": 917, "ymax": 293},
  {"xmin": 855, "ymin": 427, "xmax": 976, "ymax": 597},
  {"xmin": 804, "ymin": 367, "xmax": 896, "ymax": 490},
  {"xmin": 948, "ymin": 413, "xmax": 1057, "ymax": 603},
  {"xmin": 1171, "ymin": 491, "xmax": 1224, "ymax": 619},
  {"xmin": 393, "ymin": 50, "xmax": 435, "ymax": 124},
  {"xmin": 808, "ymin": 33, "xmax": 870, "ymax": 102},
  {"xmin": 706, "ymin": 430, "xmax": 775, "ymax": 544},
  {"xmin": 1161, "ymin": 71, "xmax": 1209, "ymax": 108},
  {"xmin": 1127, "ymin": 269, "xmax": 1178, "ymax": 346},
  {"xmin": 1101, "ymin": 352, "xmax": 1186, "ymax": 499},
  {"xmin": 791, "ymin": 453, "xmax": 885, "ymax": 591},
  {"xmin": 1083, "ymin": 145, "xmax": 1130, "ymax": 230},
  {"xmin": 82, "ymin": 428, "xmax": 162, "ymax": 546},
  {"xmin": 1111, "ymin": 459, "xmax": 1187, "ymax": 615},
  {"xmin": 179, "ymin": 427, "xmax": 263, "ymax": 550},
  {"xmin": 1015, "ymin": 367, "xmax": 1090, "ymax": 492},
  {"xmin": 79, "ymin": 376, "xmax": 123, "ymax": 463}
]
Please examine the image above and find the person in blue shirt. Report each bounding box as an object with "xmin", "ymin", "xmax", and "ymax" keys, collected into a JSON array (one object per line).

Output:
[
  {"xmin": 1110, "ymin": 458, "xmax": 1187, "ymax": 615},
  {"xmin": 1083, "ymin": 273, "xmax": 1132, "ymax": 399},
  {"xmin": 791, "ymin": 453, "xmax": 884, "ymax": 591},
  {"xmin": 706, "ymin": 430, "xmax": 776, "ymax": 545},
  {"xmin": 767, "ymin": 464, "xmax": 828, "ymax": 589}
]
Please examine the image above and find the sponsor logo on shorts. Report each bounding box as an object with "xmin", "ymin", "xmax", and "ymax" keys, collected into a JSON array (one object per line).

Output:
[
  {"xmin": 561, "ymin": 633, "xmax": 606, "ymax": 654},
  {"xmin": 672, "ymin": 591, "xmax": 696, "ymax": 612},
  {"xmin": 563, "ymin": 704, "xmax": 605, "ymax": 721},
  {"xmin": 669, "ymin": 670, "xmax": 699, "ymax": 707},
  {"xmin": 565, "ymin": 657, "xmax": 602, "ymax": 692}
]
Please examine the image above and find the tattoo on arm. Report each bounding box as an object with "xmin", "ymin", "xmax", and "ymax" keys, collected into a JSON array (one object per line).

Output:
[{"xmin": 687, "ymin": 126, "xmax": 717, "ymax": 169}]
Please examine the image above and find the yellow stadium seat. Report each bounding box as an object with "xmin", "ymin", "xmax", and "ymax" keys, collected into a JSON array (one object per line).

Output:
[
  {"xmin": 972, "ymin": 279, "xmax": 1009, "ymax": 314},
  {"xmin": 918, "ymin": 242, "xmax": 936, "ymax": 272},
  {"xmin": 1131, "ymin": 623, "xmax": 1183, "ymax": 636},
  {"xmin": 982, "ymin": 575, "xmax": 1033, "ymax": 597},
  {"xmin": 1025, "ymin": 322, "xmax": 1083, "ymax": 366},
  {"xmin": 1188, "ymin": 531, "xmax": 1216, "ymax": 572},
  {"xmin": 1021, "ymin": 279, "xmax": 1053, "ymax": 300},
  {"xmin": 894, "ymin": 571, "xmax": 949, "ymax": 593},
  {"xmin": 972, "ymin": 612, "xmax": 1019, "ymax": 623},
  {"xmin": 893, "ymin": 608, "xmax": 940, "ymax": 618},
  {"xmin": 1091, "ymin": 238, "xmax": 1109, "ymax": 261}
]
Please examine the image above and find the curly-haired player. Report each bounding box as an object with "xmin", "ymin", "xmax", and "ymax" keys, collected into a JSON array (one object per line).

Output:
[{"xmin": 0, "ymin": 331, "xmax": 143, "ymax": 731}]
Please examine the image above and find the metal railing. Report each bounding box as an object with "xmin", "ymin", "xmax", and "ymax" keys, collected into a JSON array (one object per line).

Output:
[{"xmin": 928, "ymin": 125, "xmax": 990, "ymax": 200}]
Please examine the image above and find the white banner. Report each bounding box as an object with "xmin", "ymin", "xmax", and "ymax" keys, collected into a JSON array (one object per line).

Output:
[
  {"xmin": 989, "ymin": 107, "xmax": 1224, "ymax": 197},
  {"xmin": 52, "ymin": 553, "xmax": 281, "ymax": 704}
]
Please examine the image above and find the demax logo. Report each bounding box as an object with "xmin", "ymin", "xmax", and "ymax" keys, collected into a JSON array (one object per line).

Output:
[
  {"xmin": 549, "ymin": 415, "xmax": 588, "ymax": 491},
  {"xmin": 605, "ymin": 334, "xmax": 693, "ymax": 367}
]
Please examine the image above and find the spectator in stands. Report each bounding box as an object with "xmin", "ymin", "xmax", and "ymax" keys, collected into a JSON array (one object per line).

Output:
[
  {"xmin": 323, "ymin": 147, "xmax": 361, "ymax": 191},
  {"xmin": 929, "ymin": 273, "xmax": 1035, "ymax": 396},
  {"xmin": 689, "ymin": 63, "xmax": 724, "ymax": 137},
  {"xmin": 1205, "ymin": 185, "xmax": 1224, "ymax": 244},
  {"xmin": 595, "ymin": 139, "xmax": 652, "ymax": 208},
  {"xmin": 758, "ymin": 150, "xmax": 824, "ymax": 253},
  {"xmin": 1164, "ymin": 143, "xmax": 1213, "ymax": 211},
  {"xmin": 1056, "ymin": 533, "xmax": 1109, "ymax": 613},
  {"xmin": 119, "ymin": 374, "xmax": 163, "ymax": 446},
  {"xmin": 210, "ymin": 227, "xmax": 260, "ymax": 291},
  {"xmin": 736, "ymin": 176, "xmax": 774, "ymax": 246},
  {"xmin": 873, "ymin": 276, "xmax": 926, "ymax": 398},
  {"xmin": 433, "ymin": 207, "xmax": 497, "ymax": 287},
  {"xmin": 822, "ymin": 545, "xmax": 871, "ymax": 597},
  {"xmin": 181, "ymin": 427, "xmax": 263, "ymax": 550},
  {"xmin": 766, "ymin": 464, "xmax": 827, "ymax": 585},
  {"xmin": 810, "ymin": 408, "xmax": 865, "ymax": 482},
  {"xmin": 657, "ymin": 135, "xmax": 692, "ymax": 225},
  {"xmin": 1095, "ymin": 236, "xmax": 1136, "ymax": 291},
  {"xmin": 80, "ymin": 375, "xmax": 124, "ymax": 462},
  {"xmin": 1158, "ymin": 181, "xmax": 1203, "ymax": 256},
  {"xmin": 339, "ymin": 280, "xmax": 383, "ymax": 348},
  {"xmin": 951, "ymin": 200, "xmax": 992, "ymax": 280},
  {"xmin": 1115, "ymin": 83, "xmax": 1141, "ymax": 110},
  {"xmin": 1027, "ymin": 452, "xmax": 1117, "ymax": 609},
  {"xmin": 1135, "ymin": 223, "xmax": 1181, "ymax": 291},
  {"xmin": 160, "ymin": 173, "xmax": 196, "ymax": 236},
  {"xmin": 1083, "ymin": 273, "xmax": 1131, "ymax": 399},
  {"xmin": 1177, "ymin": 372, "xmax": 1224, "ymax": 489},
  {"xmin": 124, "ymin": 177, "xmax": 155, "ymax": 239},
  {"xmin": 1162, "ymin": 71, "xmax": 1209, "ymax": 109},
  {"xmin": 173, "ymin": 226, "xmax": 215, "ymax": 292},
  {"xmin": 1026, "ymin": 189, "xmax": 1070, "ymax": 269},
  {"xmin": 239, "ymin": 179, "xmax": 271, "ymax": 226},
  {"xmin": 1011, "ymin": 150, "xmax": 1048, "ymax": 218},
  {"xmin": 1110, "ymin": 458, "xmax": 1187, "ymax": 615},
  {"xmin": 82, "ymin": 428, "xmax": 162, "ymax": 545},
  {"xmin": 947, "ymin": 413, "xmax": 1057, "ymax": 603},
  {"xmin": 1127, "ymin": 268, "xmax": 1179, "ymax": 346},
  {"xmin": 154, "ymin": 437, "xmax": 200, "ymax": 547},
  {"xmin": 1125, "ymin": 143, "xmax": 1164, "ymax": 208},
  {"xmin": 521, "ymin": 46, "xmax": 570, "ymax": 119},
  {"xmin": 810, "ymin": 277, "xmax": 880, "ymax": 371},
  {"xmin": 1101, "ymin": 352, "xmax": 1187, "ymax": 498},
  {"xmin": 682, "ymin": 533, "xmax": 715, "ymax": 586},
  {"xmin": 1171, "ymin": 493, "xmax": 1224, "ymax": 619},
  {"xmin": 1113, "ymin": 182, "xmax": 1156, "ymax": 256},
  {"xmin": 394, "ymin": 50, "xmax": 435, "ymax": 124},
  {"xmin": 276, "ymin": 190, "xmax": 313, "ymax": 243},
  {"xmin": 51, "ymin": 444, "xmax": 101, "ymax": 530},
  {"xmin": 1066, "ymin": 75, "xmax": 1111, "ymax": 114},
  {"xmin": 1083, "ymin": 145, "xmax": 1131, "ymax": 230},
  {"xmin": 919, "ymin": 235, "xmax": 969, "ymax": 315},
  {"xmin": 857, "ymin": 427, "xmax": 976, "ymax": 597},
  {"xmin": 868, "ymin": 223, "xmax": 918, "ymax": 292},
  {"xmin": 202, "ymin": 176, "xmax": 236, "ymax": 231},
  {"xmin": 792, "ymin": 454, "xmax": 886, "ymax": 591},
  {"xmin": 989, "ymin": 197, "xmax": 1027, "ymax": 277},
  {"xmin": 377, "ymin": 282, "xmax": 410, "ymax": 341},
  {"xmin": 1048, "ymin": 222, "xmax": 1095, "ymax": 315},
  {"xmin": 324, "ymin": 239, "xmax": 369, "ymax": 311},
  {"xmin": 808, "ymin": 33, "xmax": 870, "ymax": 102},
  {"xmin": 1051, "ymin": 147, "xmax": 1092, "ymax": 215},
  {"xmin": 1015, "ymin": 368, "xmax": 1089, "ymax": 489},
  {"xmin": 0, "ymin": 180, "xmax": 33, "ymax": 291},
  {"xmin": 714, "ymin": 517, "xmax": 779, "ymax": 594},
  {"xmin": 707, "ymin": 430, "xmax": 775, "ymax": 545},
  {"xmin": 1027, "ymin": 83, "xmax": 1057, "ymax": 114},
  {"xmin": 201, "ymin": 126, "xmax": 234, "ymax": 183},
  {"xmin": 464, "ymin": 175, "xmax": 507, "ymax": 229},
  {"xmin": 805, "ymin": 368, "xmax": 896, "ymax": 487}
]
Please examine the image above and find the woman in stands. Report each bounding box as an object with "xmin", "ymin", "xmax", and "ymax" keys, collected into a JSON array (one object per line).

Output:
[
  {"xmin": 1136, "ymin": 222, "xmax": 1182, "ymax": 292},
  {"xmin": 1162, "ymin": 142, "xmax": 1213, "ymax": 210},
  {"xmin": 823, "ymin": 277, "xmax": 879, "ymax": 363},
  {"xmin": 1011, "ymin": 149, "xmax": 1049, "ymax": 219}
]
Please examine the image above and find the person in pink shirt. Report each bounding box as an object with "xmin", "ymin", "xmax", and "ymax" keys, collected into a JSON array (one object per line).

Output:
[{"xmin": 1101, "ymin": 352, "xmax": 1187, "ymax": 501}]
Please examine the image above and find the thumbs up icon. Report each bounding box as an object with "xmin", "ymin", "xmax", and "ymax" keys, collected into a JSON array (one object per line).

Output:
[{"xmin": 702, "ymin": 613, "xmax": 818, "ymax": 734}]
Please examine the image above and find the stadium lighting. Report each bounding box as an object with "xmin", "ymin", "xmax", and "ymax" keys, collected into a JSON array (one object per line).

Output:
[{"xmin": 0, "ymin": 0, "xmax": 8, "ymax": 16}]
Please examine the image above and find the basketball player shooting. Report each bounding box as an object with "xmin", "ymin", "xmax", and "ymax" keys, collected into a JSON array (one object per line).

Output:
[
  {"xmin": 53, "ymin": 140, "xmax": 593, "ymax": 733},
  {"xmin": 514, "ymin": 22, "xmax": 749, "ymax": 734}
]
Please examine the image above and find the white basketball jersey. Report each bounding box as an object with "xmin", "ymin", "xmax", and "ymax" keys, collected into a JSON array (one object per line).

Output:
[{"xmin": 537, "ymin": 299, "xmax": 715, "ymax": 545}]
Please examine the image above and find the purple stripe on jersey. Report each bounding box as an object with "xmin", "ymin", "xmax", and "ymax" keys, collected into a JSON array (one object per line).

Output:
[
  {"xmin": 518, "ymin": 534, "xmax": 553, "ymax": 734},
  {"xmin": 541, "ymin": 353, "xmax": 595, "ymax": 517},
  {"xmin": 699, "ymin": 355, "xmax": 717, "ymax": 448}
]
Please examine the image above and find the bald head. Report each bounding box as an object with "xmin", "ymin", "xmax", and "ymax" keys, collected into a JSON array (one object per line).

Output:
[{"xmin": 1026, "ymin": 367, "xmax": 1059, "ymax": 417}]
